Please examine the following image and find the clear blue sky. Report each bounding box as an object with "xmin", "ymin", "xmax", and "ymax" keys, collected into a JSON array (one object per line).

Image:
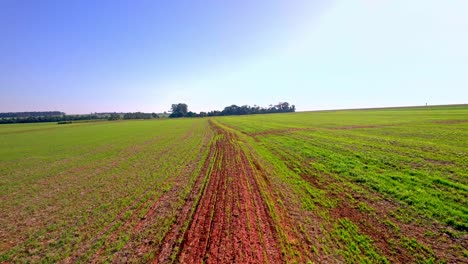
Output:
[{"xmin": 1, "ymin": 0, "xmax": 467, "ymax": 114}]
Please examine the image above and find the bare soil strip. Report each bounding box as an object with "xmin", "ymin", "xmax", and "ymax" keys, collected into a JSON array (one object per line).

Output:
[
  {"xmin": 153, "ymin": 138, "xmax": 217, "ymax": 263},
  {"xmin": 176, "ymin": 122, "xmax": 283, "ymax": 263}
]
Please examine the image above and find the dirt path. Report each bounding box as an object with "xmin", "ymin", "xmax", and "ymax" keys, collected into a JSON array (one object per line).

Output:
[
  {"xmin": 152, "ymin": 141, "xmax": 216, "ymax": 263},
  {"xmin": 174, "ymin": 122, "xmax": 284, "ymax": 263}
]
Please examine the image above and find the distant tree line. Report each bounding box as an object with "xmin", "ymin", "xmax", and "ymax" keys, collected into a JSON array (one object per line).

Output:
[
  {"xmin": 168, "ymin": 102, "xmax": 295, "ymax": 118},
  {"xmin": 0, "ymin": 114, "xmax": 107, "ymax": 124},
  {"xmin": 217, "ymin": 102, "xmax": 295, "ymax": 116},
  {"xmin": 0, "ymin": 112, "xmax": 160, "ymax": 124},
  {"xmin": 0, "ymin": 111, "xmax": 65, "ymax": 118},
  {"xmin": 0, "ymin": 102, "xmax": 295, "ymax": 123}
]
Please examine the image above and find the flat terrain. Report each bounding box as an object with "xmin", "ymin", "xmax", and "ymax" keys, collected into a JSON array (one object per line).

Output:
[{"xmin": 1, "ymin": 105, "xmax": 467, "ymax": 263}]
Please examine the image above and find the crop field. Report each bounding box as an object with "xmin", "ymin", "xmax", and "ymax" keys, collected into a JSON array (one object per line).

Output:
[{"xmin": 0, "ymin": 105, "xmax": 467, "ymax": 263}]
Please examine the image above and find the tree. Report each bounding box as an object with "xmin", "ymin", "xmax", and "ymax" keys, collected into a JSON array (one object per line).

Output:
[
  {"xmin": 169, "ymin": 103, "xmax": 188, "ymax": 118},
  {"xmin": 276, "ymin": 102, "xmax": 290, "ymax": 111}
]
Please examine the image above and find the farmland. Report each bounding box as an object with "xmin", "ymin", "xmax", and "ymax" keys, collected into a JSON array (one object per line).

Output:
[{"xmin": 0, "ymin": 105, "xmax": 467, "ymax": 263}]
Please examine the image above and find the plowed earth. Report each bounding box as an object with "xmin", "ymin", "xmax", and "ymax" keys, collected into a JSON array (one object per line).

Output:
[{"xmin": 158, "ymin": 122, "xmax": 284, "ymax": 263}]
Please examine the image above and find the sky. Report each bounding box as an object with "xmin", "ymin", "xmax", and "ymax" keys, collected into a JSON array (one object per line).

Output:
[{"xmin": 1, "ymin": 0, "xmax": 467, "ymax": 114}]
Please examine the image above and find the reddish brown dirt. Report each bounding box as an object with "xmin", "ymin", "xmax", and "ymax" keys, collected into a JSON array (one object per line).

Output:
[
  {"xmin": 300, "ymin": 166, "xmax": 467, "ymax": 263},
  {"xmin": 239, "ymin": 142, "xmax": 317, "ymax": 263},
  {"xmin": 176, "ymin": 123, "xmax": 284, "ymax": 264},
  {"xmin": 152, "ymin": 140, "xmax": 216, "ymax": 263},
  {"xmin": 329, "ymin": 195, "xmax": 413, "ymax": 263},
  {"xmin": 266, "ymin": 141, "xmax": 467, "ymax": 263},
  {"xmin": 329, "ymin": 189, "xmax": 467, "ymax": 263}
]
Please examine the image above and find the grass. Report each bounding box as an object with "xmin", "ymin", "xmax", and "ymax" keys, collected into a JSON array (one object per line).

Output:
[
  {"xmin": 333, "ymin": 219, "xmax": 389, "ymax": 263},
  {"xmin": 1, "ymin": 105, "xmax": 466, "ymax": 262},
  {"xmin": 217, "ymin": 106, "xmax": 467, "ymax": 230},
  {"xmin": 0, "ymin": 119, "xmax": 211, "ymax": 262},
  {"xmin": 216, "ymin": 105, "xmax": 467, "ymax": 262}
]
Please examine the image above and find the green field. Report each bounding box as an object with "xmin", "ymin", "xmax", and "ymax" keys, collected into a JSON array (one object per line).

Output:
[
  {"xmin": 1, "ymin": 105, "xmax": 467, "ymax": 263},
  {"xmin": 0, "ymin": 119, "xmax": 212, "ymax": 262}
]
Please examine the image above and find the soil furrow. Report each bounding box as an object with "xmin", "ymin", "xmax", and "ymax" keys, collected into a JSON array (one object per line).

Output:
[
  {"xmin": 178, "ymin": 122, "xmax": 283, "ymax": 263},
  {"xmin": 154, "ymin": 140, "xmax": 218, "ymax": 263}
]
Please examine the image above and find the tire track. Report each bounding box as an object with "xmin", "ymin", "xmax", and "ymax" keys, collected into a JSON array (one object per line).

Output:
[
  {"xmin": 153, "ymin": 141, "xmax": 218, "ymax": 263},
  {"xmin": 177, "ymin": 121, "xmax": 283, "ymax": 263}
]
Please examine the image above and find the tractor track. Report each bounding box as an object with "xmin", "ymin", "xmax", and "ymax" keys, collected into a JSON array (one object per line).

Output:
[{"xmin": 175, "ymin": 121, "xmax": 283, "ymax": 263}]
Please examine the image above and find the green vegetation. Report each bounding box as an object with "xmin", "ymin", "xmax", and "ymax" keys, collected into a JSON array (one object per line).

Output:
[
  {"xmin": 216, "ymin": 105, "xmax": 467, "ymax": 262},
  {"xmin": 0, "ymin": 105, "xmax": 466, "ymax": 262},
  {"xmin": 217, "ymin": 105, "xmax": 467, "ymax": 230},
  {"xmin": 0, "ymin": 119, "xmax": 211, "ymax": 262},
  {"xmin": 0, "ymin": 111, "xmax": 161, "ymax": 124},
  {"xmin": 168, "ymin": 102, "xmax": 296, "ymax": 118}
]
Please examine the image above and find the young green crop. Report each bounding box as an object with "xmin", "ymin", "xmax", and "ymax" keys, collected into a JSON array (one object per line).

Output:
[
  {"xmin": 216, "ymin": 105, "xmax": 467, "ymax": 262},
  {"xmin": 1, "ymin": 105, "xmax": 466, "ymax": 263},
  {"xmin": 0, "ymin": 119, "xmax": 212, "ymax": 262}
]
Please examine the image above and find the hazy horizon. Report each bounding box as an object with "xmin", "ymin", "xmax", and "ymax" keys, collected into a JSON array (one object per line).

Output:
[
  {"xmin": 1, "ymin": 0, "xmax": 467, "ymax": 114},
  {"xmin": 2, "ymin": 103, "xmax": 468, "ymax": 116}
]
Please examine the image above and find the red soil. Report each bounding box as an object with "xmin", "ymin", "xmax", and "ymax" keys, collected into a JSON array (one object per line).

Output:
[
  {"xmin": 154, "ymin": 141, "xmax": 217, "ymax": 263},
  {"xmin": 301, "ymin": 167, "xmax": 466, "ymax": 263},
  {"xmin": 266, "ymin": 142, "xmax": 467, "ymax": 263},
  {"xmin": 176, "ymin": 123, "xmax": 284, "ymax": 263}
]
